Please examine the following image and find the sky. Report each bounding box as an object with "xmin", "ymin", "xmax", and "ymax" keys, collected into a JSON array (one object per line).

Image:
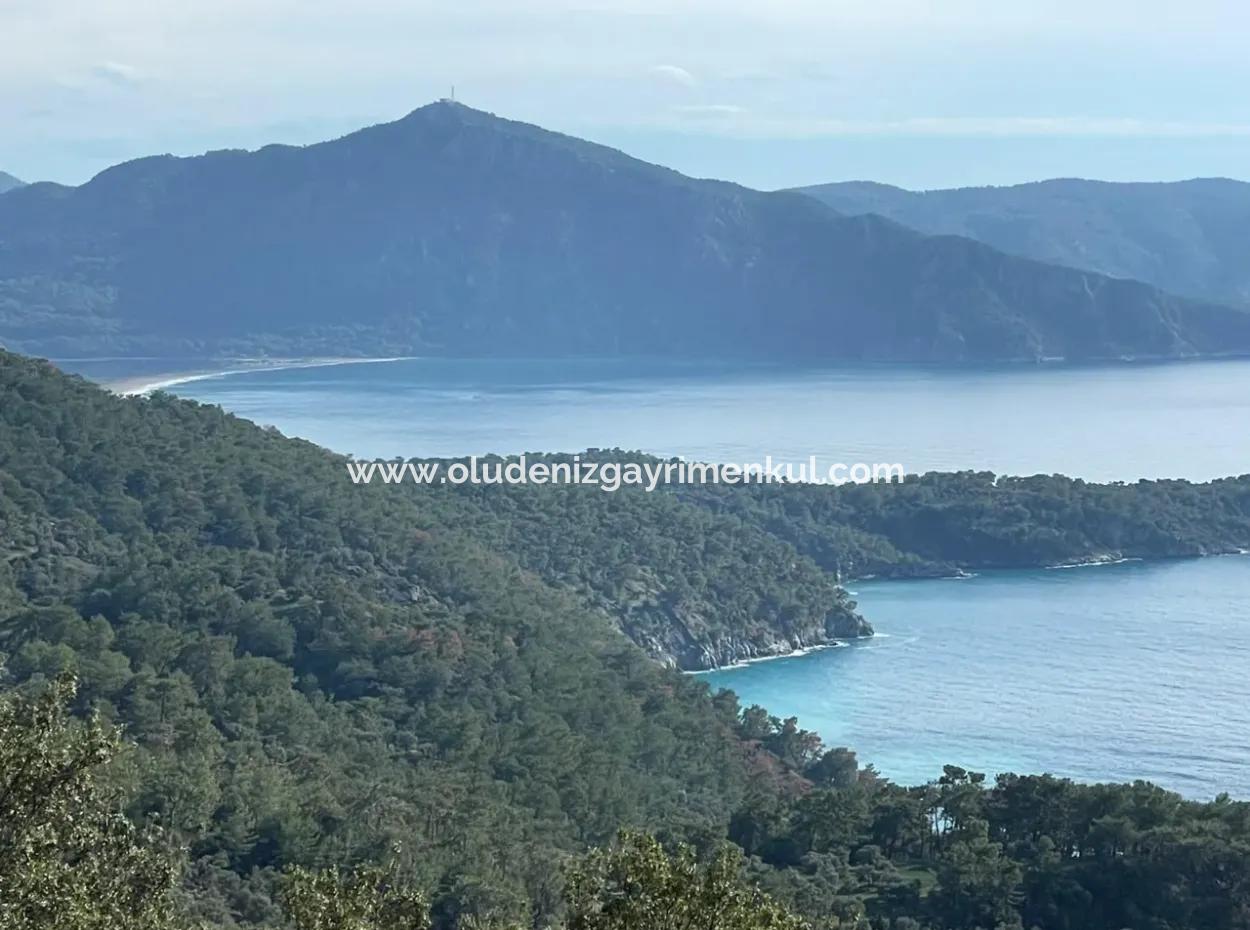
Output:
[{"xmin": 2, "ymin": 0, "xmax": 1249, "ymax": 191}]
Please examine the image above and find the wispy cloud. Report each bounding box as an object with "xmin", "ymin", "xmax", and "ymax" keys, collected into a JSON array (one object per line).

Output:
[
  {"xmin": 649, "ymin": 64, "xmax": 697, "ymax": 88},
  {"xmin": 91, "ymin": 61, "xmax": 144, "ymax": 87}
]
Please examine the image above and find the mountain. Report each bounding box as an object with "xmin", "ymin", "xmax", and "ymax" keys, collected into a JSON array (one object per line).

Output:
[
  {"xmin": 3, "ymin": 102, "xmax": 1250, "ymax": 362},
  {"xmin": 0, "ymin": 171, "xmax": 22, "ymax": 194},
  {"xmin": 796, "ymin": 178, "xmax": 1250, "ymax": 308}
]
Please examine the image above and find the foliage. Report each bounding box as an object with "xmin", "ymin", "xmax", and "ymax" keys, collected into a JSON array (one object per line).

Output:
[
  {"xmin": 683, "ymin": 467, "xmax": 1250, "ymax": 579},
  {"xmin": 0, "ymin": 674, "xmax": 185, "ymax": 930},
  {"xmin": 440, "ymin": 470, "xmax": 870, "ymax": 668},
  {"xmin": 284, "ymin": 859, "xmax": 431, "ymax": 930},
  {"xmin": 567, "ymin": 832, "xmax": 808, "ymax": 930},
  {"xmin": 0, "ymin": 351, "xmax": 751, "ymax": 922},
  {"xmin": 3, "ymin": 351, "xmax": 1250, "ymax": 929},
  {"xmin": 724, "ymin": 732, "xmax": 1250, "ymax": 930}
]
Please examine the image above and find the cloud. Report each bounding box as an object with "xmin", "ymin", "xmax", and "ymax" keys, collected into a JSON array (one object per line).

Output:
[
  {"xmin": 91, "ymin": 61, "xmax": 143, "ymax": 87},
  {"xmin": 649, "ymin": 64, "xmax": 697, "ymax": 88}
]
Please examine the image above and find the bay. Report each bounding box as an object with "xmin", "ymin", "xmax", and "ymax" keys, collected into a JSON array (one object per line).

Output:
[{"xmin": 704, "ymin": 557, "xmax": 1250, "ymax": 799}]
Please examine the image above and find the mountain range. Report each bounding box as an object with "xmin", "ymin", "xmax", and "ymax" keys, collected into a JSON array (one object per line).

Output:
[
  {"xmin": 2, "ymin": 102, "xmax": 1250, "ymax": 362},
  {"xmin": 0, "ymin": 171, "xmax": 23, "ymax": 194},
  {"xmin": 797, "ymin": 178, "xmax": 1250, "ymax": 309}
]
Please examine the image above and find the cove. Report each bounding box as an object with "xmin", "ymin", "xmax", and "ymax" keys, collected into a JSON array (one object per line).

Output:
[{"xmin": 701, "ymin": 556, "xmax": 1250, "ymax": 799}]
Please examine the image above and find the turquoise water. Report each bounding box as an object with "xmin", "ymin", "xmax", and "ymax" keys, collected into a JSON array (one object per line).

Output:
[
  {"xmin": 63, "ymin": 355, "xmax": 1250, "ymax": 481},
  {"xmin": 704, "ymin": 557, "xmax": 1250, "ymax": 798},
  {"xmin": 58, "ymin": 355, "xmax": 1250, "ymax": 796}
]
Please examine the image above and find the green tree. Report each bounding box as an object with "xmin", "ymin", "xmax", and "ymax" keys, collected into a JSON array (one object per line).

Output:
[
  {"xmin": 930, "ymin": 827, "xmax": 1023, "ymax": 930},
  {"xmin": 567, "ymin": 831, "xmax": 809, "ymax": 930},
  {"xmin": 0, "ymin": 674, "xmax": 186, "ymax": 930},
  {"xmin": 283, "ymin": 859, "xmax": 431, "ymax": 930}
]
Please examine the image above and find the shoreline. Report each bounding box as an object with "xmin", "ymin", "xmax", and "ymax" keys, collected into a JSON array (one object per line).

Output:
[
  {"xmin": 688, "ymin": 640, "xmax": 847, "ymax": 675},
  {"xmin": 105, "ymin": 356, "xmax": 416, "ymax": 396},
  {"xmin": 1046, "ymin": 556, "xmax": 1143, "ymax": 570},
  {"xmin": 850, "ymin": 551, "xmax": 1250, "ymax": 587}
]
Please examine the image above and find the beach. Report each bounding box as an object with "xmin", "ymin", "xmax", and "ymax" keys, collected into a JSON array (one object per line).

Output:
[{"xmin": 104, "ymin": 356, "xmax": 414, "ymax": 396}]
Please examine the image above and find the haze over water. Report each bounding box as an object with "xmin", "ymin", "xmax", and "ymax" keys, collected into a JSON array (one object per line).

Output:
[{"xmin": 65, "ymin": 355, "xmax": 1250, "ymax": 797}]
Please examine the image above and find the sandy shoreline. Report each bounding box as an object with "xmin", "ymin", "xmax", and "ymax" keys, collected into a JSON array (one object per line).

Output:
[{"xmin": 105, "ymin": 356, "xmax": 415, "ymax": 396}]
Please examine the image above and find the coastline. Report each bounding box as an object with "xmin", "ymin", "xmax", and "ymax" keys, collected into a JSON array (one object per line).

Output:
[
  {"xmin": 1047, "ymin": 556, "xmax": 1143, "ymax": 570},
  {"xmin": 105, "ymin": 356, "xmax": 415, "ymax": 396},
  {"xmin": 688, "ymin": 640, "xmax": 846, "ymax": 675}
]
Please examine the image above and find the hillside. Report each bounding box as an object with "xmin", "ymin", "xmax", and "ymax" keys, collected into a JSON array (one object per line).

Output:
[
  {"xmin": 0, "ymin": 171, "xmax": 22, "ymax": 194},
  {"xmin": 431, "ymin": 450, "xmax": 1250, "ymax": 583},
  {"xmin": 5, "ymin": 349, "xmax": 1250, "ymax": 928},
  {"xmin": 678, "ymin": 468, "xmax": 1250, "ymax": 579},
  {"xmin": 797, "ymin": 178, "xmax": 1250, "ymax": 308},
  {"xmin": 440, "ymin": 476, "xmax": 871, "ymax": 669},
  {"xmin": 0, "ymin": 347, "xmax": 786, "ymax": 922},
  {"xmin": 3, "ymin": 102, "xmax": 1250, "ymax": 362}
]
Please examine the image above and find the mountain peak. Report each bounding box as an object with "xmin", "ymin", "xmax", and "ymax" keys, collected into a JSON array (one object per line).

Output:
[
  {"xmin": 333, "ymin": 98, "xmax": 695, "ymax": 188},
  {"xmin": 401, "ymin": 97, "xmax": 489, "ymax": 121},
  {"xmin": 0, "ymin": 170, "xmax": 24, "ymax": 194},
  {"xmin": 344, "ymin": 98, "xmax": 552, "ymax": 148}
]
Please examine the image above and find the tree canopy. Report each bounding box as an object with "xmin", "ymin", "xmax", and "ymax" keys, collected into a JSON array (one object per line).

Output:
[{"xmin": 2, "ymin": 349, "xmax": 1249, "ymax": 928}]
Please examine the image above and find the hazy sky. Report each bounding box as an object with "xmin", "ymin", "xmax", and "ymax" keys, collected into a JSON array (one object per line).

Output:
[{"xmin": 3, "ymin": 0, "xmax": 1248, "ymax": 190}]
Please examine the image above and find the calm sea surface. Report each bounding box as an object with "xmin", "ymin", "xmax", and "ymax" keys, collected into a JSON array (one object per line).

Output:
[
  {"xmin": 61, "ymin": 356, "xmax": 1250, "ymax": 796},
  {"xmin": 63, "ymin": 355, "xmax": 1250, "ymax": 480},
  {"xmin": 703, "ymin": 557, "xmax": 1250, "ymax": 799}
]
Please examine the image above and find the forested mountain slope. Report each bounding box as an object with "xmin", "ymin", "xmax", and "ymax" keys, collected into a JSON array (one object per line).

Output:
[
  {"xmin": 0, "ymin": 349, "xmax": 776, "ymax": 922},
  {"xmin": 4, "ymin": 350, "xmax": 1250, "ymax": 928},
  {"xmin": 3, "ymin": 103, "xmax": 1250, "ymax": 362},
  {"xmin": 797, "ymin": 178, "xmax": 1250, "ymax": 308},
  {"xmin": 440, "ymin": 478, "xmax": 870, "ymax": 669},
  {"xmin": 423, "ymin": 451, "xmax": 1250, "ymax": 587},
  {"xmin": 681, "ymin": 467, "xmax": 1250, "ymax": 579}
]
